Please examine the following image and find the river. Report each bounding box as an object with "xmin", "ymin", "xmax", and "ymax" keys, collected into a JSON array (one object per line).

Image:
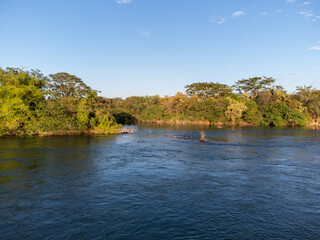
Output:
[{"xmin": 1, "ymin": 125, "xmax": 320, "ymax": 239}]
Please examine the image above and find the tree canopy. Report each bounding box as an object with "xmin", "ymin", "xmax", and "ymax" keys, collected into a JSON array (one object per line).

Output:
[
  {"xmin": 1, "ymin": 67, "xmax": 319, "ymax": 136},
  {"xmin": 49, "ymin": 72, "xmax": 95, "ymax": 99},
  {"xmin": 185, "ymin": 82, "xmax": 232, "ymax": 99},
  {"xmin": 0, "ymin": 67, "xmax": 121, "ymax": 136},
  {"xmin": 234, "ymin": 76, "xmax": 275, "ymax": 97}
]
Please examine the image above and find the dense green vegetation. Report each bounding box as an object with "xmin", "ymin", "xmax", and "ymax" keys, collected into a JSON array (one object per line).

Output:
[
  {"xmin": 1, "ymin": 67, "xmax": 319, "ymax": 136},
  {"xmin": 0, "ymin": 67, "xmax": 121, "ymax": 136},
  {"xmin": 106, "ymin": 77, "xmax": 320, "ymax": 127}
]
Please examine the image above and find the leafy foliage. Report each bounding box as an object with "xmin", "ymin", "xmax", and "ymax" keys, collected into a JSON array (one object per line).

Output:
[
  {"xmin": 1, "ymin": 68, "xmax": 317, "ymax": 135},
  {"xmin": 263, "ymin": 102, "xmax": 306, "ymax": 127},
  {"xmin": 243, "ymin": 100, "xmax": 263, "ymax": 124},
  {"xmin": 185, "ymin": 82, "xmax": 232, "ymax": 99},
  {"xmin": 224, "ymin": 97, "xmax": 247, "ymax": 122},
  {"xmin": 106, "ymin": 77, "xmax": 313, "ymax": 127},
  {"xmin": 234, "ymin": 76, "xmax": 275, "ymax": 98},
  {"xmin": 0, "ymin": 68, "xmax": 121, "ymax": 136},
  {"xmin": 49, "ymin": 72, "xmax": 94, "ymax": 99}
]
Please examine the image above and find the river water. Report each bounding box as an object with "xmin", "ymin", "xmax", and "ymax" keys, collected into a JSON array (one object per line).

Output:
[{"xmin": 1, "ymin": 125, "xmax": 320, "ymax": 239}]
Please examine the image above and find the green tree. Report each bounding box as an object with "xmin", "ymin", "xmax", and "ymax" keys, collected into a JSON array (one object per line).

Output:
[
  {"xmin": 49, "ymin": 72, "xmax": 94, "ymax": 99},
  {"xmin": 234, "ymin": 76, "xmax": 276, "ymax": 98},
  {"xmin": 0, "ymin": 68, "xmax": 122, "ymax": 135},
  {"xmin": 295, "ymin": 86, "xmax": 320, "ymax": 122},
  {"xmin": 0, "ymin": 67, "xmax": 48, "ymax": 135},
  {"xmin": 224, "ymin": 97, "xmax": 247, "ymax": 122},
  {"xmin": 243, "ymin": 100, "xmax": 263, "ymax": 125},
  {"xmin": 263, "ymin": 102, "xmax": 306, "ymax": 126},
  {"xmin": 185, "ymin": 82, "xmax": 232, "ymax": 99}
]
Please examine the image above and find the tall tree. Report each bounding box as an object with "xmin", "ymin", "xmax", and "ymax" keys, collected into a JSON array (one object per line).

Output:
[
  {"xmin": 48, "ymin": 72, "xmax": 95, "ymax": 99},
  {"xmin": 295, "ymin": 85, "xmax": 320, "ymax": 121},
  {"xmin": 0, "ymin": 68, "xmax": 47, "ymax": 135},
  {"xmin": 234, "ymin": 76, "xmax": 275, "ymax": 97},
  {"xmin": 185, "ymin": 82, "xmax": 232, "ymax": 99}
]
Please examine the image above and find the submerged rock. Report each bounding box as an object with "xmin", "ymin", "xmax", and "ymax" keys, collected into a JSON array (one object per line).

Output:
[{"xmin": 199, "ymin": 137, "xmax": 208, "ymax": 142}]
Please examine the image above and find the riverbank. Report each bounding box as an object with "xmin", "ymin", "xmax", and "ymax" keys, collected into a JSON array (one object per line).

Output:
[
  {"xmin": 135, "ymin": 119, "xmax": 320, "ymax": 129},
  {"xmin": 137, "ymin": 119, "xmax": 313, "ymax": 127},
  {"xmin": 1, "ymin": 127, "xmax": 133, "ymax": 137},
  {"xmin": 306, "ymin": 121, "xmax": 320, "ymax": 129},
  {"xmin": 3, "ymin": 121, "xmax": 319, "ymax": 137},
  {"xmin": 139, "ymin": 119, "xmax": 260, "ymax": 126}
]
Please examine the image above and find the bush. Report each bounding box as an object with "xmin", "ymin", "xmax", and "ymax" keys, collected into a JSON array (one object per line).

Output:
[
  {"xmin": 243, "ymin": 100, "xmax": 263, "ymax": 125},
  {"xmin": 263, "ymin": 102, "xmax": 306, "ymax": 126}
]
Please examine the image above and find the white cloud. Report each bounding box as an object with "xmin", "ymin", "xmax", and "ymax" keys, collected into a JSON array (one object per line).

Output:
[
  {"xmin": 310, "ymin": 67, "xmax": 318, "ymax": 71},
  {"xmin": 260, "ymin": 12, "xmax": 267, "ymax": 16},
  {"xmin": 286, "ymin": 0, "xmax": 296, "ymax": 3},
  {"xmin": 115, "ymin": 0, "xmax": 132, "ymax": 4},
  {"xmin": 276, "ymin": 9, "xmax": 283, "ymax": 13},
  {"xmin": 309, "ymin": 46, "xmax": 320, "ymax": 51},
  {"xmin": 316, "ymin": 16, "xmax": 320, "ymax": 19},
  {"xmin": 210, "ymin": 15, "xmax": 226, "ymax": 24},
  {"xmin": 232, "ymin": 11, "xmax": 245, "ymax": 18},
  {"xmin": 301, "ymin": 2, "xmax": 311, "ymax": 5},
  {"xmin": 140, "ymin": 32, "xmax": 151, "ymax": 37},
  {"xmin": 299, "ymin": 10, "xmax": 314, "ymax": 17}
]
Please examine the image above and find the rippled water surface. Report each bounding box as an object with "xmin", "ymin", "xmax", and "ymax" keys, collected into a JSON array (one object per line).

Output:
[{"xmin": 1, "ymin": 126, "xmax": 320, "ymax": 239}]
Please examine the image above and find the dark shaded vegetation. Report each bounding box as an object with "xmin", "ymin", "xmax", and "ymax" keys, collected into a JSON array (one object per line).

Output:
[
  {"xmin": 1, "ymin": 67, "xmax": 319, "ymax": 136},
  {"xmin": 112, "ymin": 111, "xmax": 137, "ymax": 125}
]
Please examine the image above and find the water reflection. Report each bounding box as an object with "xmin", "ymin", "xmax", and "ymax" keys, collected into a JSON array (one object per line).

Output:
[{"xmin": 0, "ymin": 136, "xmax": 115, "ymax": 189}]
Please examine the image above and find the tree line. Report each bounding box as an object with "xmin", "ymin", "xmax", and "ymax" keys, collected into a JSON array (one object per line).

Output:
[
  {"xmin": 1, "ymin": 67, "xmax": 319, "ymax": 136},
  {"xmin": 106, "ymin": 77, "xmax": 320, "ymax": 127}
]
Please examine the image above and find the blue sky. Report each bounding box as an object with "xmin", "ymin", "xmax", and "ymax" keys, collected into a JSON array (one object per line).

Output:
[{"xmin": 0, "ymin": 0, "xmax": 319, "ymax": 98}]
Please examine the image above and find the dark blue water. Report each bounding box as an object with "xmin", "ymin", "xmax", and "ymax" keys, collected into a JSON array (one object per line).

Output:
[{"xmin": 1, "ymin": 126, "xmax": 320, "ymax": 239}]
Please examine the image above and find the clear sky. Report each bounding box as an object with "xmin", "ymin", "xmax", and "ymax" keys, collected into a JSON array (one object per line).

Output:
[{"xmin": 0, "ymin": 0, "xmax": 319, "ymax": 98}]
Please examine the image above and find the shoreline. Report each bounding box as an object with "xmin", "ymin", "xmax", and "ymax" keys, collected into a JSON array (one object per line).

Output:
[
  {"xmin": 0, "ymin": 128, "xmax": 130, "ymax": 137},
  {"xmin": 1, "ymin": 122, "xmax": 319, "ymax": 137},
  {"xmin": 138, "ymin": 119, "xmax": 320, "ymax": 128},
  {"xmin": 139, "ymin": 119, "xmax": 256, "ymax": 126}
]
